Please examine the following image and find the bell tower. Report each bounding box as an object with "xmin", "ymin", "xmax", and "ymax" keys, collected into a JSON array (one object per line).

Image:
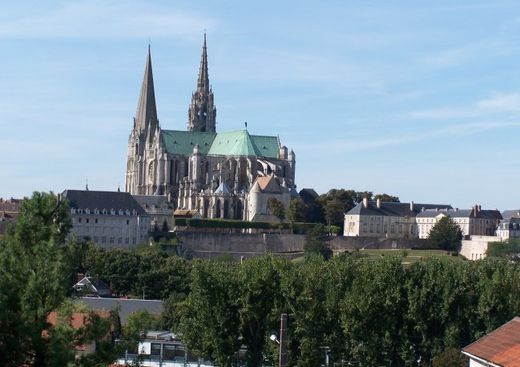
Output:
[{"xmin": 187, "ymin": 33, "xmax": 217, "ymax": 133}]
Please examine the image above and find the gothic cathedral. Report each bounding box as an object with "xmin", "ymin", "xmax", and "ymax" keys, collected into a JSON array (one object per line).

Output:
[{"xmin": 125, "ymin": 35, "xmax": 297, "ymax": 221}]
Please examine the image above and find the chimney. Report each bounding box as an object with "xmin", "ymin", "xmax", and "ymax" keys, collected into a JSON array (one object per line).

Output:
[
  {"xmin": 376, "ymin": 198, "xmax": 381, "ymax": 208},
  {"xmin": 363, "ymin": 197, "xmax": 368, "ymax": 208},
  {"xmin": 410, "ymin": 201, "xmax": 414, "ymax": 211}
]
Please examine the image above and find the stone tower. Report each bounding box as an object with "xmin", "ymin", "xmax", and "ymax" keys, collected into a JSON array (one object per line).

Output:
[
  {"xmin": 187, "ymin": 33, "xmax": 217, "ymax": 133},
  {"xmin": 126, "ymin": 45, "xmax": 163, "ymax": 195}
]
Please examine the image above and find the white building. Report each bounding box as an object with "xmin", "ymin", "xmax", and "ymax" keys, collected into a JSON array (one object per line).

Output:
[
  {"xmin": 344, "ymin": 199, "xmax": 451, "ymax": 239},
  {"xmin": 416, "ymin": 206, "xmax": 502, "ymax": 239},
  {"xmin": 63, "ymin": 189, "xmax": 150, "ymax": 248}
]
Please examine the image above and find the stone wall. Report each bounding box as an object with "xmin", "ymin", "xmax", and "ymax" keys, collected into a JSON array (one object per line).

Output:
[{"xmin": 176, "ymin": 231, "xmax": 431, "ymax": 259}]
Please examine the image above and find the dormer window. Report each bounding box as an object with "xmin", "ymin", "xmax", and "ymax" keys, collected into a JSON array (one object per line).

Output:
[
  {"xmin": 85, "ymin": 209, "xmax": 90, "ymax": 214},
  {"xmin": 102, "ymin": 209, "xmax": 107, "ymax": 215},
  {"xmin": 110, "ymin": 209, "xmax": 115, "ymax": 215},
  {"xmin": 119, "ymin": 209, "xmax": 124, "ymax": 215},
  {"xmin": 94, "ymin": 209, "xmax": 99, "ymax": 215},
  {"xmin": 126, "ymin": 209, "xmax": 130, "ymax": 215},
  {"xmin": 71, "ymin": 208, "xmax": 76, "ymax": 214}
]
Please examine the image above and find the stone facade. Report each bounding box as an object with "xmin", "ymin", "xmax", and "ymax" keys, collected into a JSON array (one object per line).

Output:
[
  {"xmin": 63, "ymin": 190, "xmax": 150, "ymax": 248},
  {"xmin": 416, "ymin": 206, "xmax": 502, "ymax": 239},
  {"xmin": 125, "ymin": 36, "xmax": 296, "ymax": 220},
  {"xmin": 343, "ymin": 198, "xmax": 452, "ymax": 239}
]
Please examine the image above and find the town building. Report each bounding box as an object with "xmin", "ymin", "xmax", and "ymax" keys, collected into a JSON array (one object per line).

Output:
[
  {"xmin": 132, "ymin": 194, "xmax": 174, "ymax": 230},
  {"xmin": 0, "ymin": 197, "xmax": 21, "ymax": 235},
  {"xmin": 63, "ymin": 189, "xmax": 150, "ymax": 248},
  {"xmin": 343, "ymin": 198, "xmax": 452, "ymax": 238},
  {"xmin": 416, "ymin": 206, "xmax": 502, "ymax": 239},
  {"xmin": 496, "ymin": 217, "xmax": 520, "ymax": 240},
  {"xmin": 124, "ymin": 35, "xmax": 296, "ymax": 221},
  {"xmin": 462, "ymin": 317, "xmax": 520, "ymax": 366}
]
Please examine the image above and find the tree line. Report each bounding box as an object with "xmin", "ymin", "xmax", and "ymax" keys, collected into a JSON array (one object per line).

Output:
[{"xmin": 1, "ymin": 192, "xmax": 518, "ymax": 367}]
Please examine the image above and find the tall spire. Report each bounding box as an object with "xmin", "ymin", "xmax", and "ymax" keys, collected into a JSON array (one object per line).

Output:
[
  {"xmin": 135, "ymin": 45, "xmax": 158, "ymax": 133},
  {"xmin": 188, "ymin": 33, "xmax": 217, "ymax": 133},
  {"xmin": 197, "ymin": 32, "xmax": 210, "ymax": 93}
]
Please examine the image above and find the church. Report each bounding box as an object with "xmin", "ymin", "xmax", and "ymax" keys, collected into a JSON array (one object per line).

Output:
[{"xmin": 125, "ymin": 35, "xmax": 297, "ymax": 221}]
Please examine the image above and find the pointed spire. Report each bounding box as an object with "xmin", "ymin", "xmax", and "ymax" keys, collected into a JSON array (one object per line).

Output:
[
  {"xmin": 197, "ymin": 32, "xmax": 210, "ymax": 93},
  {"xmin": 135, "ymin": 45, "xmax": 158, "ymax": 132},
  {"xmin": 188, "ymin": 33, "xmax": 217, "ymax": 133}
]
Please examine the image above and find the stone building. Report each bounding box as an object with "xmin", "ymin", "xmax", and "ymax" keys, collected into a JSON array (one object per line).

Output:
[
  {"xmin": 416, "ymin": 206, "xmax": 502, "ymax": 239},
  {"xmin": 125, "ymin": 35, "xmax": 296, "ymax": 221},
  {"xmin": 343, "ymin": 198, "xmax": 452, "ymax": 239},
  {"xmin": 63, "ymin": 189, "xmax": 150, "ymax": 248}
]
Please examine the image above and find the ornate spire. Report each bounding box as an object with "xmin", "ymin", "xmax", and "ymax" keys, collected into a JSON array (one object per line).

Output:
[
  {"xmin": 188, "ymin": 33, "xmax": 217, "ymax": 133},
  {"xmin": 135, "ymin": 45, "xmax": 158, "ymax": 133},
  {"xmin": 197, "ymin": 33, "xmax": 210, "ymax": 93}
]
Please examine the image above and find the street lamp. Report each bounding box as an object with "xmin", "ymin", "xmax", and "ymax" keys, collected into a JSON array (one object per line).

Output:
[{"xmin": 269, "ymin": 314, "xmax": 288, "ymax": 367}]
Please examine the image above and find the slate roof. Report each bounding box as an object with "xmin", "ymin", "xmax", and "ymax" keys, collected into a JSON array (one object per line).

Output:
[
  {"xmin": 78, "ymin": 297, "xmax": 164, "ymax": 324},
  {"xmin": 463, "ymin": 317, "xmax": 520, "ymax": 366},
  {"xmin": 347, "ymin": 201, "xmax": 452, "ymax": 217},
  {"xmin": 502, "ymin": 210, "xmax": 520, "ymax": 220},
  {"xmin": 161, "ymin": 129, "xmax": 279, "ymax": 159},
  {"xmin": 63, "ymin": 190, "xmax": 146, "ymax": 215},
  {"xmin": 416, "ymin": 208, "xmax": 502, "ymax": 220},
  {"xmin": 256, "ymin": 175, "xmax": 282, "ymax": 193}
]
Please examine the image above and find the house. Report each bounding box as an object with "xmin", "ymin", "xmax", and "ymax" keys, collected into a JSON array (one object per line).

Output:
[
  {"xmin": 73, "ymin": 275, "xmax": 112, "ymax": 298},
  {"xmin": 63, "ymin": 189, "xmax": 150, "ymax": 248},
  {"xmin": 497, "ymin": 217, "xmax": 520, "ymax": 240},
  {"xmin": 133, "ymin": 194, "xmax": 174, "ymax": 230},
  {"xmin": 344, "ymin": 198, "xmax": 452, "ymax": 239},
  {"xmin": 416, "ymin": 206, "xmax": 502, "ymax": 239},
  {"xmin": 462, "ymin": 317, "xmax": 520, "ymax": 366}
]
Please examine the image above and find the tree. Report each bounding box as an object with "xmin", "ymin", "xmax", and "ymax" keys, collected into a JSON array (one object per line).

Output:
[
  {"xmin": 267, "ymin": 197, "xmax": 285, "ymax": 222},
  {"xmin": 287, "ymin": 198, "xmax": 306, "ymax": 223},
  {"xmin": 430, "ymin": 347, "xmax": 468, "ymax": 367},
  {"xmin": 486, "ymin": 239, "xmax": 520, "ymax": 261},
  {"xmin": 179, "ymin": 260, "xmax": 241, "ymax": 367},
  {"xmin": 374, "ymin": 193, "xmax": 400, "ymax": 203},
  {"xmin": 428, "ymin": 216, "xmax": 463, "ymax": 251},
  {"xmin": 0, "ymin": 192, "xmax": 71, "ymax": 366},
  {"xmin": 304, "ymin": 224, "xmax": 332, "ymax": 260}
]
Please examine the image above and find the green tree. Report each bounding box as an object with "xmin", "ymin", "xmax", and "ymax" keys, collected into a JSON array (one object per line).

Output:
[
  {"xmin": 0, "ymin": 192, "xmax": 71, "ymax": 366},
  {"xmin": 486, "ymin": 239, "xmax": 520, "ymax": 261},
  {"xmin": 430, "ymin": 347, "xmax": 468, "ymax": 367},
  {"xmin": 287, "ymin": 198, "xmax": 306, "ymax": 223},
  {"xmin": 267, "ymin": 197, "xmax": 286, "ymax": 222},
  {"xmin": 179, "ymin": 260, "xmax": 241, "ymax": 367},
  {"xmin": 304, "ymin": 224, "xmax": 332, "ymax": 260},
  {"xmin": 428, "ymin": 216, "xmax": 463, "ymax": 251},
  {"xmin": 373, "ymin": 193, "xmax": 400, "ymax": 203}
]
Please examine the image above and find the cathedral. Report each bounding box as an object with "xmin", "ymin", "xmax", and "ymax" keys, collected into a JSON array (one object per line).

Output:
[{"xmin": 125, "ymin": 35, "xmax": 297, "ymax": 221}]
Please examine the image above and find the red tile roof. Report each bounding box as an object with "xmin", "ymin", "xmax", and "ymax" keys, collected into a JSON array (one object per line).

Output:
[{"xmin": 463, "ymin": 317, "xmax": 520, "ymax": 366}]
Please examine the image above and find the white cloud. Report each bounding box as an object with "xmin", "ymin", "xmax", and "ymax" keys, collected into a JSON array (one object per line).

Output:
[
  {"xmin": 0, "ymin": 1, "xmax": 215, "ymax": 39},
  {"xmin": 477, "ymin": 92, "xmax": 520, "ymax": 112}
]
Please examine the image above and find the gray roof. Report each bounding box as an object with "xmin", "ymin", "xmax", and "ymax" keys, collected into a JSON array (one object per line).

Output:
[
  {"xmin": 63, "ymin": 190, "xmax": 146, "ymax": 216},
  {"xmin": 502, "ymin": 210, "xmax": 520, "ymax": 220},
  {"xmin": 347, "ymin": 201, "xmax": 452, "ymax": 217},
  {"xmin": 78, "ymin": 297, "xmax": 164, "ymax": 323},
  {"xmin": 417, "ymin": 208, "xmax": 502, "ymax": 220}
]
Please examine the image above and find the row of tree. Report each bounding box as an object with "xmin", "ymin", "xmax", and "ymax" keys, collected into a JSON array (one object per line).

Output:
[{"xmin": 174, "ymin": 254, "xmax": 520, "ymax": 367}]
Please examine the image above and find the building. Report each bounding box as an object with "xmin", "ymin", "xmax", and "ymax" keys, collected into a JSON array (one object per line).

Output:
[
  {"xmin": 133, "ymin": 194, "xmax": 174, "ymax": 230},
  {"xmin": 63, "ymin": 189, "xmax": 150, "ymax": 248},
  {"xmin": 416, "ymin": 206, "xmax": 502, "ymax": 239},
  {"xmin": 344, "ymin": 198, "xmax": 452, "ymax": 238},
  {"xmin": 0, "ymin": 197, "xmax": 21, "ymax": 235},
  {"xmin": 462, "ymin": 317, "xmax": 520, "ymax": 366},
  {"xmin": 125, "ymin": 35, "xmax": 296, "ymax": 221}
]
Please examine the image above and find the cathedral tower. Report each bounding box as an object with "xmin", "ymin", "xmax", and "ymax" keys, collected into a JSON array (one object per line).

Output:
[
  {"xmin": 126, "ymin": 45, "xmax": 161, "ymax": 195},
  {"xmin": 187, "ymin": 33, "xmax": 217, "ymax": 133}
]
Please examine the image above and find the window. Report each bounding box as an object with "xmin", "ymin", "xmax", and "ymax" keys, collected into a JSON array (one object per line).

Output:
[
  {"xmin": 86, "ymin": 218, "xmax": 89, "ymax": 224},
  {"xmin": 118, "ymin": 237, "xmax": 122, "ymax": 244},
  {"xmin": 95, "ymin": 218, "xmax": 98, "ymax": 224},
  {"xmin": 102, "ymin": 236, "xmax": 106, "ymax": 243},
  {"xmin": 78, "ymin": 218, "xmax": 82, "ymax": 223},
  {"xmin": 126, "ymin": 219, "xmax": 130, "ymax": 225},
  {"xmin": 125, "ymin": 237, "xmax": 129, "ymax": 244},
  {"xmin": 109, "ymin": 237, "xmax": 114, "ymax": 244}
]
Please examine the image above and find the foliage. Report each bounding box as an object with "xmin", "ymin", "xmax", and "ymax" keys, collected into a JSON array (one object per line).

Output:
[
  {"xmin": 486, "ymin": 239, "xmax": 520, "ymax": 261},
  {"xmin": 287, "ymin": 198, "xmax": 307, "ymax": 223},
  {"xmin": 428, "ymin": 216, "xmax": 463, "ymax": 251},
  {"xmin": 267, "ymin": 197, "xmax": 286, "ymax": 222},
  {"xmin": 0, "ymin": 192, "xmax": 71, "ymax": 366},
  {"xmin": 303, "ymin": 224, "xmax": 332, "ymax": 260},
  {"xmin": 179, "ymin": 260, "xmax": 241, "ymax": 367},
  {"xmin": 430, "ymin": 347, "xmax": 468, "ymax": 367}
]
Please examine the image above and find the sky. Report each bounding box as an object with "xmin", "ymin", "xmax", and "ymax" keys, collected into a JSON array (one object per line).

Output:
[{"xmin": 1, "ymin": 0, "xmax": 519, "ymax": 209}]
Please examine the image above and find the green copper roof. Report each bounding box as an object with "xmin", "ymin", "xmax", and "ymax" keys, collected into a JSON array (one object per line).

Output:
[
  {"xmin": 161, "ymin": 130, "xmax": 216, "ymax": 155},
  {"xmin": 161, "ymin": 129, "xmax": 280, "ymax": 159}
]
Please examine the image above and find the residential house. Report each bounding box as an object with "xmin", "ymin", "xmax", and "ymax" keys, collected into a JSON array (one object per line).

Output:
[{"xmin": 462, "ymin": 317, "xmax": 520, "ymax": 366}]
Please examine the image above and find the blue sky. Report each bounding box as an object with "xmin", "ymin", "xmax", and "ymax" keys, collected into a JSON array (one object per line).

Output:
[{"xmin": 1, "ymin": 1, "xmax": 519, "ymax": 209}]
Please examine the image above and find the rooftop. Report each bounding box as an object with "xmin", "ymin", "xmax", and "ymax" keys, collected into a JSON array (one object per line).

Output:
[{"xmin": 463, "ymin": 317, "xmax": 520, "ymax": 366}]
